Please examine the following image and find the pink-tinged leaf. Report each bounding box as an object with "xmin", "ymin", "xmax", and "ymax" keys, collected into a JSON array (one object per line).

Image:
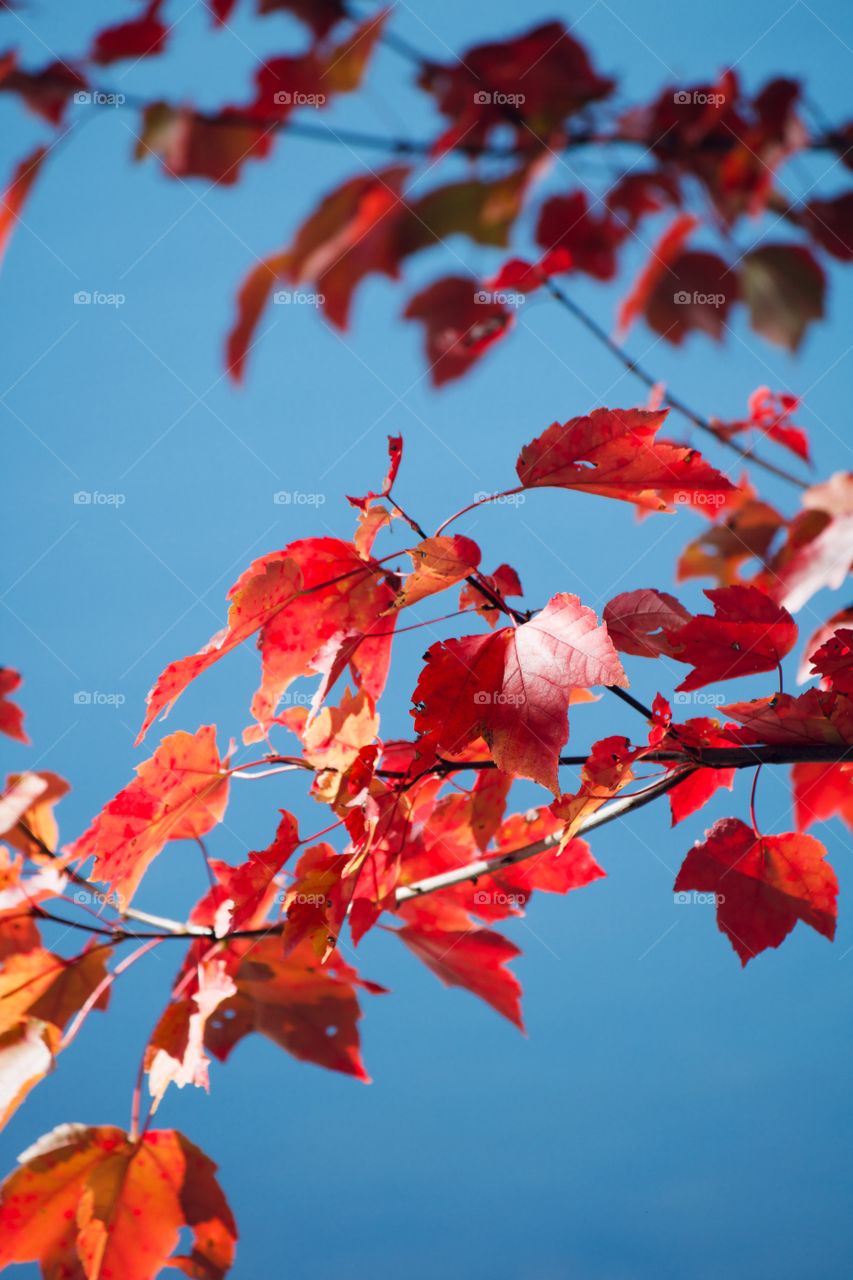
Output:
[
  {"xmin": 674, "ymin": 817, "xmax": 837, "ymax": 964},
  {"xmin": 603, "ymin": 589, "xmax": 691, "ymax": 658},
  {"xmin": 412, "ymin": 593, "xmax": 627, "ymax": 793}
]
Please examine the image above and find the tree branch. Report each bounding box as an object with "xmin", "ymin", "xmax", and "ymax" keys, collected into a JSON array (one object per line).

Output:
[{"xmin": 543, "ymin": 279, "xmax": 809, "ymax": 490}]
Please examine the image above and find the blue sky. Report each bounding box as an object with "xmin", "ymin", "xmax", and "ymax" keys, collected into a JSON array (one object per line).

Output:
[{"xmin": 2, "ymin": 1, "xmax": 853, "ymax": 1277}]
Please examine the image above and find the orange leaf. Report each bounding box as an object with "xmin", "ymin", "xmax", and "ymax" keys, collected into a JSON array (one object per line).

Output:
[
  {"xmin": 69, "ymin": 726, "xmax": 231, "ymax": 909},
  {"xmin": 0, "ymin": 1124, "xmax": 236, "ymax": 1280}
]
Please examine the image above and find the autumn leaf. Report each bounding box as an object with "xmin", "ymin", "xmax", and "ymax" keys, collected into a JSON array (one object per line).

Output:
[
  {"xmin": 535, "ymin": 190, "xmax": 625, "ymax": 280},
  {"xmin": 792, "ymin": 761, "xmax": 853, "ymax": 833},
  {"xmin": 69, "ymin": 726, "xmax": 231, "ymax": 910},
  {"xmin": 0, "ymin": 945, "xmax": 110, "ymax": 1128},
  {"xmin": 403, "ymin": 275, "xmax": 514, "ymax": 387},
  {"xmin": 0, "ymin": 1124, "xmax": 237, "ymax": 1280},
  {"xmin": 394, "ymin": 921, "xmax": 523, "ymax": 1027},
  {"xmin": 0, "ymin": 58, "xmax": 86, "ymax": 125},
  {"xmin": 516, "ymin": 408, "xmax": 733, "ymax": 512},
  {"xmin": 674, "ymin": 817, "xmax": 837, "ymax": 964},
  {"xmin": 191, "ymin": 809, "xmax": 300, "ymax": 936},
  {"xmin": 1, "ymin": 770, "xmax": 69, "ymax": 860},
  {"xmin": 0, "ymin": 147, "xmax": 46, "ymax": 275},
  {"xmin": 146, "ymin": 959, "xmax": 237, "ymax": 1109},
  {"xmin": 721, "ymin": 688, "xmax": 853, "ymax": 747},
  {"xmin": 257, "ymin": 0, "xmax": 347, "ymax": 36},
  {"xmin": 603, "ymin": 588, "xmax": 691, "ymax": 658},
  {"xmin": 551, "ymin": 735, "xmax": 642, "ymax": 843},
  {"xmin": 135, "ymin": 103, "xmax": 273, "ymax": 186},
  {"xmin": 412, "ymin": 593, "xmax": 627, "ymax": 793},
  {"xmin": 665, "ymin": 585, "xmax": 797, "ymax": 691},
  {"xmin": 139, "ymin": 539, "xmax": 397, "ymax": 742},
  {"xmin": 0, "ymin": 668, "xmax": 28, "ymax": 743},
  {"xmin": 90, "ymin": 2, "xmax": 167, "ymax": 64},
  {"xmin": 203, "ymin": 936, "xmax": 384, "ymax": 1080},
  {"xmin": 393, "ymin": 535, "xmax": 481, "ymax": 609},
  {"xmin": 418, "ymin": 21, "xmax": 613, "ymax": 154},
  {"xmin": 740, "ymin": 244, "xmax": 825, "ymax": 351},
  {"xmin": 762, "ymin": 473, "xmax": 853, "ymax": 613},
  {"xmin": 808, "ymin": 628, "xmax": 853, "ymax": 693},
  {"xmin": 459, "ymin": 563, "xmax": 523, "ymax": 628},
  {"xmin": 225, "ymin": 251, "xmax": 290, "ymax": 382}
]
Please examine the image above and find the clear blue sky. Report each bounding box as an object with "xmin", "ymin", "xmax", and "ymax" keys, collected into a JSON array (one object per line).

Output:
[{"xmin": 2, "ymin": 2, "xmax": 853, "ymax": 1277}]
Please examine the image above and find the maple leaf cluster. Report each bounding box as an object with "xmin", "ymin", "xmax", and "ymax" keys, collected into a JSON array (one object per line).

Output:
[{"xmin": 2, "ymin": 7, "xmax": 853, "ymax": 1276}]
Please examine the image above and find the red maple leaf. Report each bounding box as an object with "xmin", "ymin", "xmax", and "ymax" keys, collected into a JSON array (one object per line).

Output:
[
  {"xmin": 412, "ymin": 593, "xmax": 627, "ymax": 793},
  {"xmin": 403, "ymin": 275, "xmax": 514, "ymax": 387},
  {"xmin": 0, "ymin": 668, "xmax": 28, "ymax": 743},
  {"xmin": 674, "ymin": 817, "xmax": 837, "ymax": 964},
  {"xmin": 665, "ymin": 585, "xmax": 797, "ymax": 691},
  {"xmin": 516, "ymin": 408, "xmax": 733, "ymax": 512}
]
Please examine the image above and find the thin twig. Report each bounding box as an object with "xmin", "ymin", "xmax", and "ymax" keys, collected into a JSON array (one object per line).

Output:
[{"xmin": 543, "ymin": 279, "xmax": 808, "ymax": 490}]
